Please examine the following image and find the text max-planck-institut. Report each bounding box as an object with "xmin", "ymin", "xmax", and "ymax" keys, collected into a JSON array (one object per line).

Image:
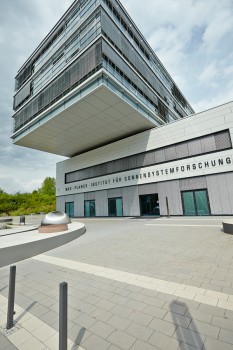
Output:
[{"xmin": 12, "ymin": 0, "xmax": 233, "ymax": 217}]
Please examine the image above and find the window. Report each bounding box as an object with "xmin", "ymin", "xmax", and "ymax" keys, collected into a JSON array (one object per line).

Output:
[
  {"xmin": 108, "ymin": 198, "xmax": 123, "ymax": 217},
  {"xmin": 139, "ymin": 194, "xmax": 160, "ymax": 216},
  {"xmin": 181, "ymin": 190, "xmax": 210, "ymax": 216},
  {"xmin": 65, "ymin": 202, "xmax": 74, "ymax": 217},
  {"xmin": 84, "ymin": 200, "xmax": 96, "ymax": 217}
]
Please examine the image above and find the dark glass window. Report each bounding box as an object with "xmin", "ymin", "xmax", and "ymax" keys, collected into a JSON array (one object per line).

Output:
[
  {"xmin": 84, "ymin": 200, "xmax": 96, "ymax": 217},
  {"xmin": 181, "ymin": 190, "xmax": 210, "ymax": 216},
  {"xmin": 139, "ymin": 194, "xmax": 160, "ymax": 216},
  {"xmin": 65, "ymin": 202, "xmax": 74, "ymax": 217},
  {"xmin": 108, "ymin": 198, "xmax": 123, "ymax": 217}
]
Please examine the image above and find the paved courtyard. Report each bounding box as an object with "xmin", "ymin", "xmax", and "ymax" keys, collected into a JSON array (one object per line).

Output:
[{"xmin": 0, "ymin": 217, "xmax": 233, "ymax": 349}]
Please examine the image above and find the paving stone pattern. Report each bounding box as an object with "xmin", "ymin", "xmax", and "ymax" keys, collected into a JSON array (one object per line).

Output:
[{"xmin": 0, "ymin": 217, "xmax": 233, "ymax": 349}]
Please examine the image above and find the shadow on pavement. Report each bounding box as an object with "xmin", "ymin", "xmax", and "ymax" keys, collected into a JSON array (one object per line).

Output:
[
  {"xmin": 15, "ymin": 300, "xmax": 37, "ymax": 323},
  {"xmin": 72, "ymin": 327, "xmax": 86, "ymax": 349},
  {"xmin": 170, "ymin": 301, "xmax": 206, "ymax": 349}
]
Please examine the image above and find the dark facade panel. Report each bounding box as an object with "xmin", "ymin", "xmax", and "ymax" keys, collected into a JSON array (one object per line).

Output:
[
  {"xmin": 215, "ymin": 130, "xmax": 232, "ymax": 150},
  {"xmin": 179, "ymin": 176, "xmax": 207, "ymax": 191},
  {"xmin": 65, "ymin": 130, "xmax": 231, "ymax": 184},
  {"xmin": 13, "ymin": 40, "xmax": 102, "ymax": 132}
]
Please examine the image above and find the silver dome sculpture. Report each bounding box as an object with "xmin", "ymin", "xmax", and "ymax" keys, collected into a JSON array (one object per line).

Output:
[{"xmin": 39, "ymin": 211, "xmax": 71, "ymax": 233}]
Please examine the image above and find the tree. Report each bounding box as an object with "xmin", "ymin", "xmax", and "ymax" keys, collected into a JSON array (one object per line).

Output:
[
  {"xmin": 38, "ymin": 177, "xmax": 56, "ymax": 196},
  {"xmin": 0, "ymin": 188, "xmax": 5, "ymax": 194}
]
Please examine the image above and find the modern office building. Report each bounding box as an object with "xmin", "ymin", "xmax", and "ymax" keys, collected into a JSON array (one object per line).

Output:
[{"xmin": 12, "ymin": 0, "xmax": 233, "ymax": 217}]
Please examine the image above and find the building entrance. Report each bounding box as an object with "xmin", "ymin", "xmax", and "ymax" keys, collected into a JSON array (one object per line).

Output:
[
  {"xmin": 84, "ymin": 200, "xmax": 96, "ymax": 217},
  {"xmin": 181, "ymin": 190, "xmax": 210, "ymax": 216},
  {"xmin": 139, "ymin": 194, "xmax": 160, "ymax": 216},
  {"xmin": 108, "ymin": 198, "xmax": 123, "ymax": 217},
  {"xmin": 65, "ymin": 202, "xmax": 74, "ymax": 218}
]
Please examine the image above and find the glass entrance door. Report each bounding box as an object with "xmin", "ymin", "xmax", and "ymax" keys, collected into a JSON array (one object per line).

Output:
[
  {"xmin": 84, "ymin": 200, "xmax": 96, "ymax": 217},
  {"xmin": 182, "ymin": 190, "xmax": 210, "ymax": 216},
  {"xmin": 139, "ymin": 194, "xmax": 160, "ymax": 216},
  {"xmin": 65, "ymin": 202, "xmax": 74, "ymax": 218},
  {"xmin": 108, "ymin": 198, "xmax": 123, "ymax": 217}
]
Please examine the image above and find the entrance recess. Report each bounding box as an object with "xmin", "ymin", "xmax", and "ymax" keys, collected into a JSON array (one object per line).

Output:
[
  {"xmin": 65, "ymin": 202, "xmax": 74, "ymax": 218},
  {"xmin": 181, "ymin": 190, "xmax": 210, "ymax": 216},
  {"xmin": 139, "ymin": 194, "xmax": 160, "ymax": 216},
  {"xmin": 84, "ymin": 200, "xmax": 96, "ymax": 217},
  {"xmin": 108, "ymin": 198, "xmax": 123, "ymax": 217}
]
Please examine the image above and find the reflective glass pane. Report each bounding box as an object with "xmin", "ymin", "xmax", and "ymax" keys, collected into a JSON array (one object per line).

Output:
[
  {"xmin": 65, "ymin": 202, "xmax": 74, "ymax": 217},
  {"xmin": 182, "ymin": 192, "xmax": 195, "ymax": 216},
  {"xmin": 116, "ymin": 198, "xmax": 123, "ymax": 217},
  {"xmin": 140, "ymin": 194, "xmax": 160, "ymax": 216},
  {"xmin": 108, "ymin": 199, "xmax": 116, "ymax": 217},
  {"xmin": 195, "ymin": 190, "xmax": 210, "ymax": 216},
  {"xmin": 84, "ymin": 201, "xmax": 90, "ymax": 217}
]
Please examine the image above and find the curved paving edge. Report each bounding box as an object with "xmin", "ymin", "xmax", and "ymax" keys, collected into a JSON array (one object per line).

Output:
[{"xmin": 0, "ymin": 223, "xmax": 86, "ymax": 268}]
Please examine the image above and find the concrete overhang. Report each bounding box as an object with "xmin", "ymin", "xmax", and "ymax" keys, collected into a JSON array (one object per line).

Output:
[{"xmin": 13, "ymin": 85, "xmax": 156, "ymax": 157}]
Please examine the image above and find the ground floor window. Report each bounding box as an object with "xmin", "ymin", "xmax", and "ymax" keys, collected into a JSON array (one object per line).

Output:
[
  {"xmin": 65, "ymin": 202, "xmax": 74, "ymax": 218},
  {"xmin": 108, "ymin": 197, "xmax": 123, "ymax": 217},
  {"xmin": 181, "ymin": 189, "xmax": 210, "ymax": 216},
  {"xmin": 139, "ymin": 194, "xmax": 160, "ymax": 216},
  {"xmin": 84, "ymin": 200, "xmax": 96, "ymax": 217}
]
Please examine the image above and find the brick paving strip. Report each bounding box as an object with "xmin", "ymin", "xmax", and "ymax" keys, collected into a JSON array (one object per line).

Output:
[
  {"xmin": 0, "ymin": 294, "xmax": 85, "ymax": 350},
  {"xmin": 33, "ymin": 255, "xmax": 233, "ymax": 311}
]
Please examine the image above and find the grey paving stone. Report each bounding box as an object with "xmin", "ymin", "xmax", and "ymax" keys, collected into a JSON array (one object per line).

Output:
[
  {"xmin": 75, "ymin": 313, "xmax": 97, "ymax": 329},
  {"xmin": 95, "ymin": 290, "xmax": 115, "ymax": 300},
  {"xmin": 185, "ymin": 308, "xmax": 212, "ymax": 324},
  {"xmin": 224, "ymin": 309, "xmax": 233, "ymax": 320},
  {"xmin": 198, "ymin": 304, "xmax": 225, "ymax": 318},
  {"xmin": 126, "ymin": 299, "xmax": 147, "ymax": 312},
  {"xmin": 164, "ymin": 311, "xmax": 191, "ymax": 328},
  {"xmin": 97, "ymin": 299, "xmax": 115, "ymax": 311},
  {"xmin": 91, "ymin": 307, "xmax": 112, "ymax": 322},
  {"xmin": 211, "ymin": 315, "xmax": 233, "ymax": 332},
  {"xmin": 143, "ymin": 305, "xmax": 167, "ymax": 319},
  {"xmin": 149, "ymin": 331, "xmax": 181, "ymax": 350},
  {"xmin": 111, "ymin": 295, "xmax": 128, "ymax": 306},
  {"xmin": 0, "ymin": 334, "xmax": 18, "ymax": 350},
  {"xmin": 219, "ymin": 328, "xmax": 233, "ymax": 345},
  {"xmin": 111, "ymin": 304, "xmax": 133, "ymax": 318},
  {"xmin": 108, "ymin": 345, "xmax": 122, "ymax": 350},
  {"xmin": 128, "ymin": 310, "xmax": 153, "ymax": 326},
  {"xmin": 173, "ymin": 326, "xmax": 205, "ymax": 349},
  {"xmin": 107, "ymin": 329, "xmax": 136, "ymax": 350},
  {"xmin": 84, "ymin": 294, "xmax": 102, "ymax": 305},
  {"xmin": 90, "ymin": 320, "xmax": 115, "ymax": 339},
  {"xmin": 107, "ymin": 314, "xmax": 132, "ymax": 331},
  {"xmin": 188, "ymin": 319, "xmax": 220, "ymax": 339},
  {"xmin": 125, "ymin": 322, "xmax": 153, "ymax": 342},
  {"xmin": 177, "ymin": 299, "xmax": 200, "ymax": 311},
  {"xmin": 148, "ymin": 318, "xmax": 177, "ymax": 336},
  {"xmin": 81, "ymin": 333, "xmax": 111, "ymax": 350},
  {"xmin": 204, "ymin": 336, "xmax": 233, "ymax": 350},
  {"xmin": 144, "ymin": 296, "xmax": 167, "ymax": 308},
  {"xmin": 130, "ymin": 339, "xmax": 158, "ymax": 350}
]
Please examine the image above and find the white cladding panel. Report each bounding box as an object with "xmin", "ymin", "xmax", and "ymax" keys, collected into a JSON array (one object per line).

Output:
[
  {"xmin": 207, "ymin": 173, "xmax": 233, "ymax": 215},
  {"xmin": 57, "ymin": 101, "xmax": 233, "ymax": 194}
]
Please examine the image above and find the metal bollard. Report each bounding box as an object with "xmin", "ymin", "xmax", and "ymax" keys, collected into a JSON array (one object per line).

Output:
[
  {"xmin": 7, "ymin": 266, "xmax": 16, "ymax": 329},
  {"xmin": 59, "ymin": 282, "xmax": 68, "ymax": 350}
]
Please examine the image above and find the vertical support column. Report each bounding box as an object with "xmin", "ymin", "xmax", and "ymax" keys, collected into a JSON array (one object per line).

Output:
[
  {"xmin": 59, "ymin": 282, "xmax": 68, "ymax": 350},
  {"xmin": 7, "ymin": 265, "xmax": 16, "ymax": 329}
]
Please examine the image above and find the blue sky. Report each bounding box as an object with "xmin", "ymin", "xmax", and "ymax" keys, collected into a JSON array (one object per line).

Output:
[{"xmin": 0, "ymin": 0, "xmax": 233, "ymax": 193}]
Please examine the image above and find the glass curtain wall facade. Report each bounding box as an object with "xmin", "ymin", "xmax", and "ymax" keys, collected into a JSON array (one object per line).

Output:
[{"xmin": 12, "ymin": 0, "xmax": 194, "ymax": 140}]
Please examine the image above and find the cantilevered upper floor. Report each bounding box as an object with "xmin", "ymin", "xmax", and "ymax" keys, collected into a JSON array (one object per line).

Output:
[{"xmin": 12, "ymin": 0, "xmax": 194, "ymax": 157}]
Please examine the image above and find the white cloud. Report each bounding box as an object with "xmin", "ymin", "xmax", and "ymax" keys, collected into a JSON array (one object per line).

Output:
[{"xmin": 0, "ymin": 0, "xmax": 233, "ymax": 193}]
